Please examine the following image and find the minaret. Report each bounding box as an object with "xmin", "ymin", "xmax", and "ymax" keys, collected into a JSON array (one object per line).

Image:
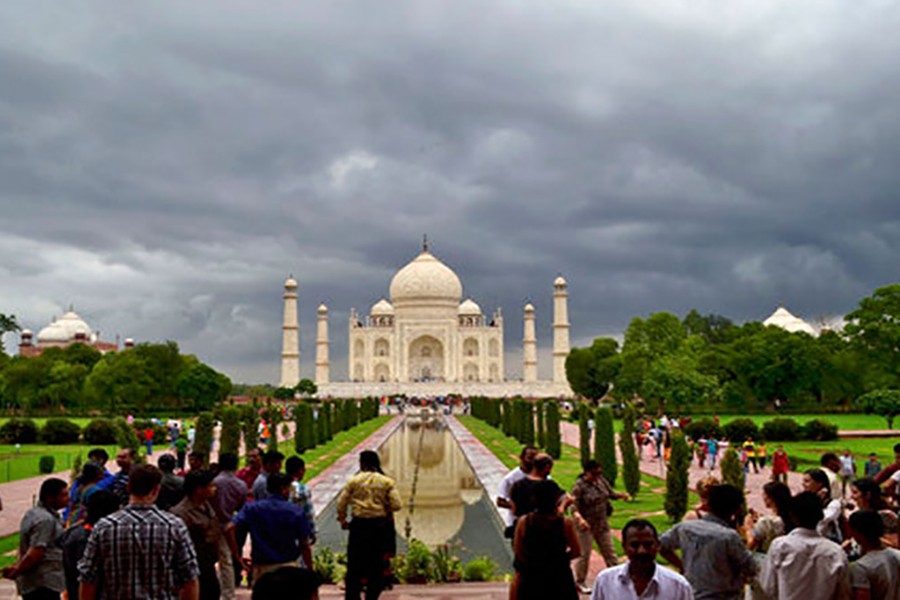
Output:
[
  {"xmin": 523, "ymin": 303, "xmax": 537, "ymax": 383},
  {"xmin": 280, "ymin": 275, "xmax": 300, "ymax": 388},
  {"xmin": 552, "ymin": 276, "xmax": 570, "ymax": 383},
  {"xmin": 315, "ymin": 303, "xmax": 330, "ymax": 385}
]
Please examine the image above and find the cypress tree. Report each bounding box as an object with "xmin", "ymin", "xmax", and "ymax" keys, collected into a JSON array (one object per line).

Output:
[
  {"xmin": 323, "ymin": 402, "xmax": 333, "ymax": 441},
  {"xmin": 523, "ymin": 402, "xmax": 535, "ymax": 446},
  {"xmin": 265, "ymin": 405, "xmax": 280, "ymax": 452},
  {"xmin": 294, "ymin": 402, "xmax": 307, "ymax": 454},
  {"xmin": 536, "ymin": 401, "xmax": 545, "ymax": 449},
  {"xmin": 578, "ymin": 403, "xmax": 591, "ymax": 467},
  {"xmin": 664, "ymin": 430, "xmax": 691, "ymax": 522},
  {"xmin": 619, "ymin": 404, "xmax": 641, "ymax": 499},
  {"xmin": 220, "ymin": 406, "xmax": 242, "ymax": 456},
  {"xmin": 720, "ymin": 446, "xmax": 744, "ymax": 495},
  {"xmin": 241, "ymin": 404, "xmax": 260, "ymax": 460},
  {"xmin": 113, "ymin": 417, "xmax": 141, "ymax": 452},
  {"xmin": 545, "ymin": 400, "xmax": 561, "ymax": 459},
  {"xmin": 194, "ymin": 412, "xmax": 215, "ymax": 465},
  {"xmin": 594, "ymin": 406, "xmax": 617, "ymax": 486},
  {"xmin": 315, "ymin": 404, "xmax": 327, "ymax": 444},
  {"xmin": 501, "ymin": 400, "xmax": 512, "ymax": 436}
]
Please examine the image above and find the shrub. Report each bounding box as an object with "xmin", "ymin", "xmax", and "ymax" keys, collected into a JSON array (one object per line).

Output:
[
  {"xmin": 430, "ymin": 544, "xmax": 463, "ymax": 583},
  {"xmin": 132, "ymin": 420, "xmax": 168, "ymax": 445},
  {"xmin": 535, "ymin": 401, "xmax": 545, "ymax": 448},
  {"xmin": 112, "ymin": 417, "xmax": 140, "ymax": 450},
  {"xmin": 801, "ymin": 419, "xmax": 839, "ymax": 441},
  {"xmin": 594, "ymin": 406, "xmax": 617, "ymax": 487},
  {"xmin": 684, "ymin": 417, "xmax": 724, "ymax": 441},
  {"xmin": 664, "ymin": 431, "xmax": 691, "ymax": 523},
  {"xmin": 760, "ymin": 418, "xmax": 801, "ymax": 441},
  {"xmin": 0, "ymin": 418, "xmax": 39, "ymax": 444},
  {"xmin": 578, "ymin": 403, "xmax": 591, "ymax": 467},
  {"xmin": 219, "ymin": 407, "xmax": 242, "ymax": 456},
  {"xmin": 313, "ymin": 547, "xmax": 345, "ymax": 584},
  {"xmin": 39, "ymin": 455, "xmax": 55, "ymax": 474},
  {"xmin": 723, "ymin": 418, "xmax": 759, "ymax": 442},
  {"xmin": 241, "ymin": 404, "xmax": 260, "ymax": 457},
  {"xmin": 400, "ymin": 539, "xmax": 432, "ymax": 584},
  {"xmin": 720, "ymin": 446, "xmax": 744, "ymax": 495},
  {"xmin": 544, "ymin": 400, "xmax": 561, "ymax": 459},
  {"xmin": 83, "ymin": 419, "xmax": 117, "ymax": 445},
  {"xmin": 620, "ymin": 404, "xmax": 641, "ymax": 499},
  {"xmin": 462, "ymin": 557, "xmax": 498, "ymax": 582},
  {"xmin": 194, "ymin": 413, "xmax": 215, "ymax": 464},
  {"xmin": 40, "ymin": 418, "xmax": 81, "ymax": 445}
]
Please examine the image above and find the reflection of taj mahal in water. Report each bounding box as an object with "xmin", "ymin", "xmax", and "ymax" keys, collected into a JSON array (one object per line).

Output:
[{"xmin": 279, "ymin": 239, "xmax": 573, "ymax": 397}]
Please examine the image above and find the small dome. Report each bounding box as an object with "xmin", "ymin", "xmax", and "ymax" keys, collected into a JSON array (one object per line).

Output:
[
  {"xmin": 38, "ymin": 311, "xmax": 91, "ymax": 343},
  {"xmin": 554, "ymin": 276, "xmax": 567, "ymax": 287},
  {"xmin": 389, "ymin": 251, "xmax": 463, "ymax": 304},
  {"xmin": 524, "ymin": 303, "xmax": 535, "ymax": 313},
  {"xmin": 284, "ymin": 276, "xmax": 298, "ymax": 289},
  {"xmin": 370, "ymin": 298, "xmax": 395, "ymax": 316},
  {"xmin": 21, "ymin": 329, "xmax": 33, "ymax": 336},
  {"xmin": 763, "ymin": 306, "xmax": 816, "ymax": 336},
  {"xmin": 317, "ymin": 303, "xmax": 328, "ymax": 314},
  {"xmin": 458, "ymin": 298, "xmax": 482, "ymax": 316}
]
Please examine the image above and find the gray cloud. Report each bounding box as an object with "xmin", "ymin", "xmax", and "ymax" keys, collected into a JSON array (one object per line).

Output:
[{"xmin": 2, "ymin": 0, "xmax": 900, "ymax": 382}]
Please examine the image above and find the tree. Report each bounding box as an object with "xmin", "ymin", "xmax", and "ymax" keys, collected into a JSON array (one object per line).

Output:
[
  {"xmin": 241, "ymin": 404, "xmax": 260, "ymax": 458},
  {"xmin": 846, "ymin": 284, "xmax": 900, "ymax": 388},
  {"xmin": 544, "ymin": 400, "xmax": 561, "ymax": 459},
  {"xmin": 664, "ymin": 430, "xmax": 691, "ymax": 522},
  {"xmin": 565, "ymin": 338, "xmax": 622, "ymax": 400},
  {"xmin": 220, "ymin": 406, "xmax": 242, "ymax": 456},
  {"xmin": 273, "ymin": 387, "xmax": 295, "ymax": 401},
  {"xmin": 535, "ymin": 401, "xmax": 545, "ymax": 448},
  {"xmin": 720, "ymin": 446, "xmax": 744, "ymax": 496},
  {"xmin": 177, "ymin": 364, "xmax": 232, "ymax": 411},
  {"xmin": 522, "ymin": 402, "xmax": 535, "ymax": 446},
  {"xmin": 578, "ymin": 402, "xmax": 591, "ymax": 467},
  {"xmin": 0, "ymin": 313, "xmax": 20, "ymax": 354},
  {"xmin": 295, "ymin": 379, "xmax": 318, "ymax": 397},
  {"xmin": 857, "ymin": 389, "xmax": 900, "ymax": 429},
  {"xmin": 642, "ymin": 340, "xmax": 720, "ymax": 412},
  {"xmin": 594, "ymin": 406, "xmax": 617, "ymax": 487},
  {"xmin": 194, "ymin": 412, "xmax": 215, "ymax": 465},
  {"xmin": 619, "ymin": 404, "xmax": 641, "ymax": 499},
  {"xmin": 618, "ymin": 312, "xmax": 687, "ymax": 397},
  {"xmin": 683, "ymin": 310, "xmax": 735, "ymax": 344},
  {"xmin": 133, "ymin": 342, "xmax": 187, "ymax": 407},
  {"xmin": 85, "ymin": 352, "xmax": 154, "ymax": 415},
  {"xmin": 112, "ymin": 417, "xmax": 141, "ymax": 451}
]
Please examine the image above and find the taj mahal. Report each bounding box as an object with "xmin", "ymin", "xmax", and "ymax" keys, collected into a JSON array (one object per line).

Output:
[{"xmin": 279, "ymin": 240, "xmax": 574, "ymax": 397}]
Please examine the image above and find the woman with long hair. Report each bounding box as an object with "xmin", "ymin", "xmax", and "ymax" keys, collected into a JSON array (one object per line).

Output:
[
  {"xmin": 65, "ymin": 462, "xmax": 105, "ymax": 527},
  {"xmin": 851, "ymin": 477, "xmax": 899, "ymax": 547},
  {"xmin": 513, "ymin": 479, "xmax": 580, "ymax": 600},
  {"xmin": 748, "ymin": 481, "xmax": 793, "ymax": 552},
  {"xmin": 803, "ymin": 468, "xmax": 843, "ymax": 543}
]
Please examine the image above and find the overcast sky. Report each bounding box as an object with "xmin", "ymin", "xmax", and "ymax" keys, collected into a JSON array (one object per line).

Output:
[{"xmin": 2, "ymin": 1, "xmax": 899, "ymax": 383}]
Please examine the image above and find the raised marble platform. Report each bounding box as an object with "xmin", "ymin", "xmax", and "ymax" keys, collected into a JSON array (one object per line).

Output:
[{"xmin": 317, "ymin": 380, "xmax": 572, "ymax": 399}]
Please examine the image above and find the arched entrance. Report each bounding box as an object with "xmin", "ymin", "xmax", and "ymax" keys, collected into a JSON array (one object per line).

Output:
[{"xmin": 408, "ymin": 335, "xmax": 445, "ymax": 382}]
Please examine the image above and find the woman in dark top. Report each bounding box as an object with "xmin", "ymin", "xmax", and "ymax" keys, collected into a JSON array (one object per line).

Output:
[{"xmin": 512, "ymin": 480, "xmax": 580, "ymax": 600}]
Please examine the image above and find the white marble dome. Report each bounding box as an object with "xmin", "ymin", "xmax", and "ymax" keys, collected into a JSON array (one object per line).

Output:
[
  {"xmin": 37, "ymin": 311, "xmax": 92, "ymax": 343},
  {"xmin": 284, "ymin": 276, "xmax": 298, "ymax": 289},
  {"xmin": 763, "ymin": 306, "xmax": 816, "ymax": 336},
  {"xmin": 370, "ymin": 298, "xmax": 394, "ymax": 316},
  {"xmin": 389, "ymin": 251, "xmax": 463, "ymax": 304},
  {"xmin": 458, "ymin": 298, "xmax": 482, "ymax": 316}
]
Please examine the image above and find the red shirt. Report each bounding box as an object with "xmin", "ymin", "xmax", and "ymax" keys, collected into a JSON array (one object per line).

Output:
[
  {"xmin": 237, "ymin": 465, "xmax": 261, "ymax": 494},
  {"xmin": 772, "ymin": 450, "xmax": 789, "ymax": 474}
]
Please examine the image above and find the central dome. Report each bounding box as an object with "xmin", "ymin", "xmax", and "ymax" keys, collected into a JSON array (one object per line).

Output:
[{"xmin": 389, "ymin": 251, "xmax": 463, "ymax": 304}]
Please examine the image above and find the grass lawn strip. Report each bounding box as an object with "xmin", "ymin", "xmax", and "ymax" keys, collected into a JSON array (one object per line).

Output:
[{"xmin": 301, "ymin": 416, "xmax": 392, "ymax": 481}]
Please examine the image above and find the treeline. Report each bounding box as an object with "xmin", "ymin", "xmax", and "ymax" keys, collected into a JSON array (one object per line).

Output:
[
  {"xmin": 566, "ymin": 284, "xmax": 900, "ymax": 414},
  {"xmin": 0, "ymin": 341, "xmax": 232, "ymax": 415},
  {"xmin": 470, "ymin": 396, "xmax": 562, "ymax": 460}
]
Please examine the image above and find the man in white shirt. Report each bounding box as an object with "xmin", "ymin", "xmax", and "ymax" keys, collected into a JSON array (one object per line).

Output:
[
  {"xmin": 821, "ymin": 453, "xmax": 844, "ymax": 501},
  {"xmin": 761, "ymin": 491, "xmax": 850, "ymax": 600},
  {"xmin": 848, "ymin": 509, "xmax": 900, "ymax": 600},
  {"xmin": 591, "ymin": 519, "xmax": 693, "ymax": 600},
  {"xmin": 496, "ymin": 446, "xmax": 537, "ymax": 535}
]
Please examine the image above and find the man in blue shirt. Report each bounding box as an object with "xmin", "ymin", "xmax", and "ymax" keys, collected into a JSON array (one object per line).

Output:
[{"xmin": 227, "ymin": 473, "xmax": 312, "ymax": 583}]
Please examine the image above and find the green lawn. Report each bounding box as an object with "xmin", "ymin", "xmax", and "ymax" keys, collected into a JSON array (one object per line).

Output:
[
  {"xmin": 605, "ymin": 413, "xmax": 891, "ymax": 434},
  {"xmin": 777, "ymin": 437, "xmax": 899, "ymax": 473},
  {"xmin": 301, "ymin": 416, "xmax": 392, "ymax": 481},
  {"xmin": 0, "ymin": 533, "xmax": 19, "ymax": 569},
  {"xmin": 457, "ymin": 416, "xmax": 695, "ymax": 552},
  {"xmin": 0, "ymin": 444, "xmax": 120, "ymax": 483}
]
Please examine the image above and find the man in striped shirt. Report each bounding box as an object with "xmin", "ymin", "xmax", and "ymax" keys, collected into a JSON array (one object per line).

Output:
[{"xmin": 77, "ymin": 464, "xmax": 200, "ymax": 600}]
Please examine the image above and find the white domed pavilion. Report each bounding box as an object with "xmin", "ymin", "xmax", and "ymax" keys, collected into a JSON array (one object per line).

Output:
[{"xmin": 763, "ymin": 306, "xmax": 817, "ymax": 336}]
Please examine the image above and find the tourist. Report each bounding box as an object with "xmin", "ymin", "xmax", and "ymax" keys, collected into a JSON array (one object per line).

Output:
[
  {"xmin": 696, "ymin": 437, "xmax": 708, "ymax": 469},
  {"xmin": 172, "ymin": 471, "xmax": 222, "ymax": 600},
  {"xmin": 143, "ymin": 426, "xmax": 155, "ymax": 456},
  {"xmin": 77, "ymin": 464, "xmax": 200, "ymax": 600},
  {"xmin": 252, "ymin": 567, "xmax": 320, "ymax": 600},
  {"xmin": 747, "ymin": 481, "xmax": 793, "ymax": 553},
  {"xmin": 821, "ymin": 453, "xmax": 844, "ymax": 501},
  {"xmin": 176, "ymin": 435, "xmax": 189, "ymax": 471},
  {"xmin": 104, "ymin": 448, "xmax": 136, "ymax": 506},
  {"xmin": 760, "ymin": 491, "xmax": 850, "ymax": 600},
  {"xmin": 513, "ymin": 480, "xmax": 580, "ymax": 600},
  {"xmin": 707, "ymin": 437, "xmax": 719, "ymax": 470},
  {"xmin": 252, "ymin": 450, "xmax": 285, "ymax": 501},
  {"xmin": 864, "ymin": 453, "xmax": 882, "ymax": 479},
  {"xmin": 771, "ymin": 445, "xmax": 789, "ymax": 484},
  {"xmin": 496, "ymin": 446, "xmax": 538, "ymax": 537},
  {"xmin": 571, "ymin": 460, "xmax": 627, "ymax": 592},
  {"xmin": 238, "ymin": 448, "xmax": 263, "ymax": 493},
  {"xmin": 873, "ymin": 444, "xmax": 900, "ymax": 484},
  {"xmin": 3, "ymin": 478, "xmax": 68, "ymax": 600},
  {"xmin": 65, "ymin": 450, "xmax": 112, "ymax": 523},
  {"xmin": 757, "ymin": 441, "xmax": 767, "ymax": 470},
  {"xmin": 659, "ymin": 483, "xmax": 757, "ymax": 599},
  {"xmin": 850, "ymin": 478, "xmax": 899, "ymax": 548},
  {"xmin": 184, "ymin": 451, "xmax": 206, "ymax": 475},
  {"xmin": 803, "ymin": 468, "xmax": 844, "ymax": 543},
  {"xmin": 286, "ymin": 456, "xmax": 316, "ymax": 544},
  {"xmin": 188, "ymin": 425, "xmax": 197, "ymax": 452},
  {"xmin": 170, "ymin": 421, "xmax": 181, "ymax": 450},
  {"xmin": 743, "ymin": 438, "xmax": 759, "ymax": 474},
  {"xmin": 213, "ymin": 453, "xmax": 247, "ymax": 600},
  {"xmin": 848, "ymin": 510, "xmax": 900, "ymax": 599},
  {"xmin": 65, "ymin": 463, "xmax": 106, "ymax": 527},
  {"xmin": 511, "ymin": 453, "xmax": 565, "ymax": 524},
  {"xmin": 840, "ymin": 450, "xmax": 857, "ymax": 498},
  {"xmin": 157, "ymin": 454, "xmax": 185, "ymax": 511},
  {"xmin": 60, "ymin": 490, "xmax": 119, "ymax": 600},
  {"xmin": 337, "ymin": 450, "xmax": 402, "ymax": 600},
  {"xmin": 589, "ymin": 519, "xmax": 692, "ymax": 600},
  {"xmin": 684, "ymin": 475, "xmax": 720, "ymax": 521}
]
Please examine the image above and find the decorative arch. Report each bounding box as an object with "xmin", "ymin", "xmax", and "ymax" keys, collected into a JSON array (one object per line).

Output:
[
  {"xmin": 353, "ymin": 362, "xmax": 364, "ymax": 381},
  {"xmin": 354, "ymin": 339, "xmax": 365, "ymax": 357},
  {"xmin": 488, "ymin": 339, "xmax": 500, "ymax": 357},
  {"xmin": 374, "ymin": 362, "xmax": 390, "ymax": 382},
  {"xmin": 463, "ymin": 338, "xmax": 479, "ymax": 357},
  {"xmin": 374, "ymin": 338, "xmax": 390, "ymax": 357},
  {"xmin": 408, "ymin": 335, "xmax": 444, "ymax": 382},
  {"xmin": 489, "ymin": 363, "xmax": 500, "ymax": 382},
  {"xmin": 463, "ymin": 362, "xmax": 479, "ymax": 382}
]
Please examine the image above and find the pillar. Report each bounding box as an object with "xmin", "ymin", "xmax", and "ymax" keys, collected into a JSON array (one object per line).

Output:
[
  {"xmin": 280, "ymin": 276, "xmax": 300, "ymax": 388},
  {"xmin": 523, "ymin": 303, "xmax": 537, "ymax": 383},
  {"xmin": 315, "ymin": 303, "xmax": 330, "ymax": 385},
  {"xmin": 552, "ymin": 276, "xmax": 570, "ymax": 384}
]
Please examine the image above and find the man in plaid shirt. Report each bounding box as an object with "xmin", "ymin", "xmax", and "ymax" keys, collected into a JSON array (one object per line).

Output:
[{"xmin": 78, "ymin": 464, "xmax": 200, "ymax": 600}]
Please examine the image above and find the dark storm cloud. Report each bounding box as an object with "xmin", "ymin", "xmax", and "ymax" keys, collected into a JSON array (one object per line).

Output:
[{"xmin": 2, "ymin": 1, "xmax": 900, "ymax": 381}]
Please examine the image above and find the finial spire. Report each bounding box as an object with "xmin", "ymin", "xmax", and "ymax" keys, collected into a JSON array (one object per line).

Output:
[{"xmin": 423, "ymin": 234, "xmax": 429, "ymax": 252}]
